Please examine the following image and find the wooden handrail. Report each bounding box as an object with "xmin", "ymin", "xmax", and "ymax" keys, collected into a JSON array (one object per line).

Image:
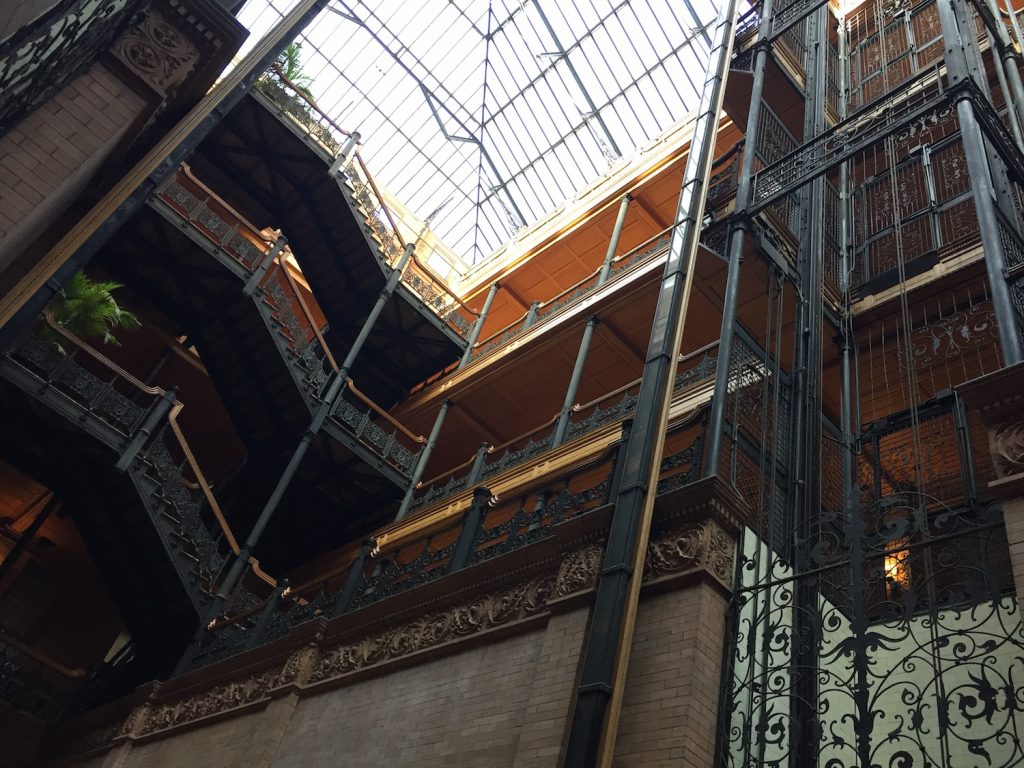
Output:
[
  {"xmin": 179, "ymin": 165, "xmax": 272, "ymax": 244},
  {"xmin": 42, "ymin": 313, "xmax": 161, "ymax": 396},
  {"xmin": 276, "ymin": 257, "xmax": 339, "ymax": 372},
  {"xmin": 39, "ymin": 313, "xmax": 275, "ymax": 587},
  {"xmin": 344, "ymin": 377, "xmax": 426, "ymax": 444}
]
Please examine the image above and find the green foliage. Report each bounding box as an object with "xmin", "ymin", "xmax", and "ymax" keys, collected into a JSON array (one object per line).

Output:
[
  {"xmin": 274, "ymin": 42, "xmax": 315, "ymax": 99},
  {"xmin": 44, "ymin": 271, "xmax": 141, "ymax": 352}
]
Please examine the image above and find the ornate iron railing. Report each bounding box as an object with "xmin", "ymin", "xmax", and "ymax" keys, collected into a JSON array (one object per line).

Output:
[
  {"xmin": 181, "ymin": 402, "xmax": 713, "ymax": 672},
  {"xmin": 458, "ymin": 229, "xmax": 676, "ymax": 371},
  {"xmin": 251, "ymin": 75, "xmax": 478, "ymax": 340},
  {"xmin": 154, "ymin": 167, "xmax": 425, "ymax": 480},
  {"xmin": 412, "ymin": 342, "xmax": 720, "ymax": 512},
  {"xmin": 0, "ymin": 317, "xmax": 277, "ymax": 612}
]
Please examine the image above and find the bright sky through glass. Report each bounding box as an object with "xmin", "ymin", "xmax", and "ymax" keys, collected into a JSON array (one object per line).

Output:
[{"xmin": 234, "ymin": 0, "xmax": 724, "ymax": 265}]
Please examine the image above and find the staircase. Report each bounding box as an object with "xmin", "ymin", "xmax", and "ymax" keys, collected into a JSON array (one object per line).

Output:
[
  {"xmin": 0, "ymin": 324, "xmax": 234, "ymax": 663},
  {"xmin": 148, "ymin": 168, "xmax": 426, "ymax": 488}
]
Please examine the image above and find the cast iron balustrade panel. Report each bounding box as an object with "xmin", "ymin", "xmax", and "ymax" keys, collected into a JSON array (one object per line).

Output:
[
  {"xmin": 181, "ymin": 411, "xmax": 712, "ymax": 672},
  {"xmin": 152, "ymin": 172, "xmax": 420, "ymax": 485},
  {"xmin": 749, "ymin": 68, "xmax": 953, "ymax": 217},
  {"xmin": 250, "ymin": 79, "xmax": 474, "ymax": 340},
  {"xmin": 410, "ymin": 345, "xmax": 720, "ymax": 512},
  {"xmin": 0, "ymin": 336, "xmax": 221, "ymax": 615}
]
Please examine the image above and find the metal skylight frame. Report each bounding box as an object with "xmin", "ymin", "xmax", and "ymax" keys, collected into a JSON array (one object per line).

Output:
[{"xmin": 235, "ymin": 0, "xmax": 723, "ymax": 265}]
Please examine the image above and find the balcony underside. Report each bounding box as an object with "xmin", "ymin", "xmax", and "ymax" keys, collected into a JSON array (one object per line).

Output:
[
  {"xmin": 98, "ymin": 208, "xmax": 402, "ymax": 571},
  {"xmin": 0, "ymin": 384, "xmax": 197, "ymax": 679},
  {"xmin": 187, "ymin": 90, "xmax": 463, "ymax": 408}
]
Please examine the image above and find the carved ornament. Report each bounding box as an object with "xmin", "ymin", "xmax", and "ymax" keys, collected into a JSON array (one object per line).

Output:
[
  {"xmin": 114, "ymin": 9, "xmax": 198, "ymax": 96},
  {"xmin": 644, "ymin": 518, "xmax": 735, "ymax": 587}
]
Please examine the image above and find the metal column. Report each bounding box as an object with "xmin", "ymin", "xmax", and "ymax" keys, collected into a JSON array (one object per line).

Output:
[
  {"xmin": 563, "ymin": 2, "xmax": 740, "ymax": 764},
  {"xmin": 552, "ymin": 193, "xmax": 631, "ymax": 447},
  {"xmin": 704, "ymin": 0, "xmax": 776, "ymax": 476},
  {"xmin": 938, "ymin": 0, "xmax": 1024, "ymax": 364},
  {"xmin": 395, "ymin": 401, "xmax": 451, "ymax": 520},
  {"xmin": 459, "ymin": 282, "xmax": 500, "ymax": 367},
  {"xmin": 212, "ymin": 242, "xmax": 417, "ymax": 608}
]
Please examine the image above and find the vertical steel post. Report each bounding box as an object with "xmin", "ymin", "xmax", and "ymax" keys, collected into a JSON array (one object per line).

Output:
[
  {"xmin": 598, "ymin": 194, "xmax": 632, "ymax": 283},
  {"xmin": 523, "ymin": 300, "xmax": 541, "ymax": 328},
  {"xmin": 459, "ymin": 282, "xmax": 500, "ymax": 368},
  {"xmin": 552, "ymin": 194, "xmax": 632, "ymax": 447},
  {"xmin": 213, "ymin": 242, "xmax": 418, "ymax": 608},
  {"xmin": 790, "ymin": 7, "xmax": 828, "ymax": 768},
  {"xmin": 704, "ymin": 0, "xmax": 776, "ymax": 477},
  {"xmin": 242, "ymin": 236, "xmax": 288, "ymax": 297},
  {"xmin": 564, "ymin": 3, "xmax": 740, "ymax": 764},
  {"xmin": 331, "ymin": 539, "xmax": 374, "ymax": 616},
  {"xmin": 466, "ymin": 442, "xmax": 490, "ymax": 486},
  {"xmin": 395, "ymin": 401, "xmax": 451, "ymax": 520},
  {"xmin": 115, "ymin": 388, "xmax": 177, "ymax": 471},
  {"xmin": 449, "ymin": 487, "xmax": 491, "ymax": 572},
  {"xmin": 938, "ymin": 0, "xmax": 1024, "ymax": 364},
  {"xmin": 552, "ymin": 316, "xmax": 599, "ymax": 446},
  {"xmin": 327, "ymin": 130, "xmax": 362, "ymax": 176},
  {"xmin": 243, "ymin": 579, "xmax": 288, "ymax": 651},
  {"xmin": 836, "ymin": 16, "xmax": 856, "ymax": 521}
]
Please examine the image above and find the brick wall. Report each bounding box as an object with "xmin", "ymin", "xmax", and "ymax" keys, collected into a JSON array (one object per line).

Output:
[
  {"xmin": 0, "ymin": 61, "xmax": 148, "ymax": 276},
  {"xmin": 614, "ymin": 583, "xmax": 729, "ymax": 767},
  {"xmin": 44, "ymin": 577, "xmax": 731, "ymax": 768}
]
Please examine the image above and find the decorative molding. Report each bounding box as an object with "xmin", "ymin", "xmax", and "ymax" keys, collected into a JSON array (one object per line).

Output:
[
  {"xmin": 992, "ymin": 415, "xmax": 1024, "ymax": 479},
  {"xmin": 309, "ymin": 573, "xmax": 557, "ymax": 683},
  {"xmin": 138, "ymin": 667, "xmax": 280, "ymax": 735},
  {"xmin": 555, "ymin": 542, "xmax": 604, "ymax": 596},
  {"xmin": 644, "ymin": 518, "xmax": 735, "ymax": 588},
  {"xmin": 114, "ymin": 7, "xmax": 199, "ymax": 98}
]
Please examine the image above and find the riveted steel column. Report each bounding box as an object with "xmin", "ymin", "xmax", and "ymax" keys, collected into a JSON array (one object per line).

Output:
[
  {"xmin": 553, "ymin": 316, "xmax": 599, "ymax": 446},
  {"xmin": 939, "ymin": 0, "xmax": 1024, "ymax": 364},
  {"xmin": 704, "ymin": 0, "xmax": 775, "ymax": 477},
  {"xmin": 395, "ymin": 401, "xmax": 451, "ymax": 520},
  {"xmin": 459, "ymin": 282, "xmax": 500, "ymax": 368},
  {"xmin": 837, "ymin": 16, "xmax": 856, "ymax": 515},
  {"xmin": 563, "ymin": 3, "xmax": 740, "ymax": 764},
  {"xmin": 242, "ymin": 236, "xmax": 287, "ymax": 297}
]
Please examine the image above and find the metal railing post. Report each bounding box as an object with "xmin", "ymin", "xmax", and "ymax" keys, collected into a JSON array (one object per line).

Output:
[
  {"xmin": 449, "ymin": 487, "xmax": 491, "ymax": 572},
  {"xmin": 395, "ymin": 401, "xmax": 451, "ymax": 520},
  {"xmin": 331, "ymin": 540, "xmax": 374, "ymax": 616},
  {"xmin": 115, "ymin": 388, "xmax": 177, "ymax": 472},
  {"xmin": 242, "ymin": 236, "xmax": 287, "ymax": 297},
  {"xmin": 459, "ymin": 283, "xmax": 500, "ymax": 369}
]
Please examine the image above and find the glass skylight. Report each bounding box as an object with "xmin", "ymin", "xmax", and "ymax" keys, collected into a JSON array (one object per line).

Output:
[{"xmin": 235, "ymin": 0, "xmax": 723, "ymax": 264}]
